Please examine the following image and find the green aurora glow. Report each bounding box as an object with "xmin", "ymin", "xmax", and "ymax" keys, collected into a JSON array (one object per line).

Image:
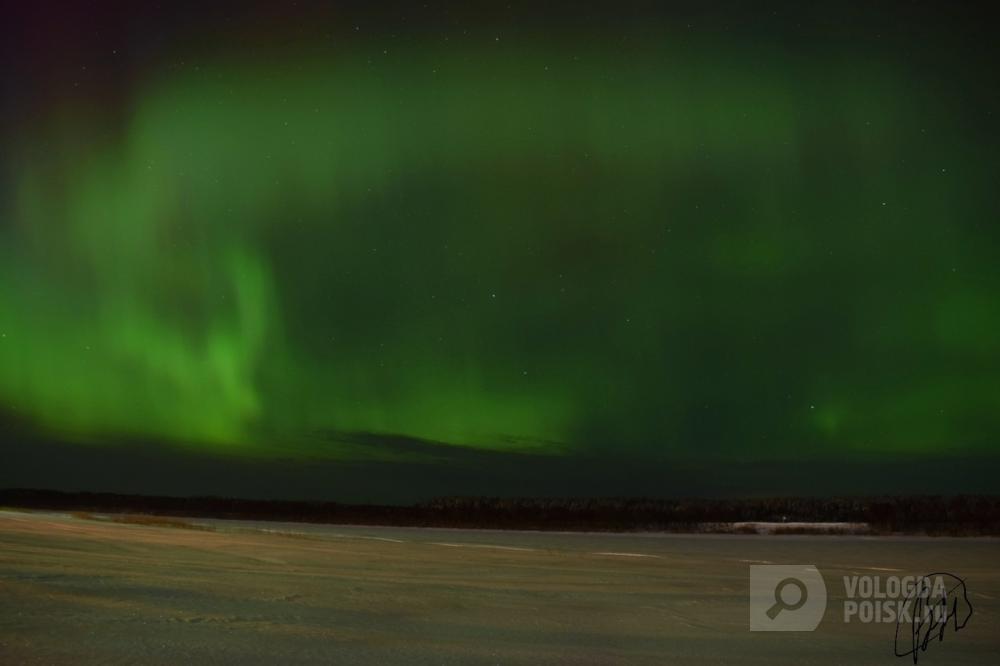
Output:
[{"xmin": 1, "ymin": 25, "xmax": 998, "ymax": 467}]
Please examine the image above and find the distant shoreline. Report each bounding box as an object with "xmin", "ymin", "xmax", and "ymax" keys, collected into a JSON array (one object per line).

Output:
[{"xmin": 2, "ymin": 488, "xmax": 998, "ymax": 536}]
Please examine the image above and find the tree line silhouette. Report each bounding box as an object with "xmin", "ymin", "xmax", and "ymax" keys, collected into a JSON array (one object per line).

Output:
[{"xmin": 2, "ymin": 489, "xmax": 998, "ymax": 534}]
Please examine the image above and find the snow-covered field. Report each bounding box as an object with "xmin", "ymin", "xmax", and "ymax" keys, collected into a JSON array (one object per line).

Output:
[{"xmin": 1, "ymin": 510, "xmax": 997, "ymax": 664}]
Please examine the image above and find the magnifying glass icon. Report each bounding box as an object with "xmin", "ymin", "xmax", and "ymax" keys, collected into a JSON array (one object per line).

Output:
[{"xmin": 766, "ymin": 577, "xmax": 808, "ymax": 619}]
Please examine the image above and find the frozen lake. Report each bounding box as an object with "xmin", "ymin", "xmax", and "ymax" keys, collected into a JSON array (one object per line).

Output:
[{"xmin": 1, "ymin": 510, "xmax": 997, "ymax": 664}]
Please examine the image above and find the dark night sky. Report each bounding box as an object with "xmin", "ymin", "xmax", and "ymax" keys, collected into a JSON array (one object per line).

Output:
[{"xmin": 1, "ymin": 2, "xmax": 998, "ymax": 502}]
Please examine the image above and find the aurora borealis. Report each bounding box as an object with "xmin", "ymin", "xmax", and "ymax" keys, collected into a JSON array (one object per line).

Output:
[{"xmin": 1, "ymin": 3, "xmax": 998, "ymax": 500}]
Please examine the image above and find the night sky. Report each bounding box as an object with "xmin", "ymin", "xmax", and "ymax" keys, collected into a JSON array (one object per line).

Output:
[{"xmin": 2, "ymin": 3, "xmax": 998, "ymax": 502}]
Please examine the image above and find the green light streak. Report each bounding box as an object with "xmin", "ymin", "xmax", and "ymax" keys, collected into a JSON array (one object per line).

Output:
[{"xmin": 1, "ymin": 44, "xmax": 996, "ymax": 459}]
